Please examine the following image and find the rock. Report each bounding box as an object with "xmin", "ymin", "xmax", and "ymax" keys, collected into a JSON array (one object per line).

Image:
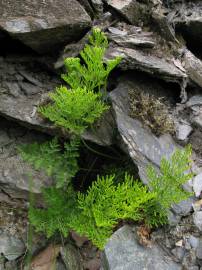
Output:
[
  {"xmin": 0, "ymin": 118, "xmax": 53, "ymax": 198},
  {"xmin": 0, "ymin": 0, "xmax": 91, "ymax": 53},
  {"xmin": 196, "ymin": 240, "xmax": 202, "ymax": 260},
  {"xmin": 172, "ymin": 197, "xmax": 195, "ymax": 216},
  {"xmin": 176, "ymin": 120, "xmax": 193, "ymax": 141},
  {"xmin": 109, "ymin": 77, "xmax": 178, "ymax": 184},
  {"xmin": 60, "ymin": 243, "xmax": 82, "ymax": 270},
  {"xmin": 193, "ymin": 211, "xmax": 202, "ymax": 231},
  {"xmin": 104, "ymin": 0, "xmax": 148, "ymax": 25},
  {"xmin": 183, "ymin": 50, "xmax": 202, "ymax": 89},
  {"xmin": 107, "ymin": 32, "xmax": 155, "ymax": 48},
  {"xmin": 189, "ymin": 236, "xmax": 199, "ymax": 249},
  {"xmin": 171, "ymin": 247, "xmax": 185, "ymax": 262},
  {"xmin": 101, "ymin": 225, "xmax": 181, "ymax": 270},
  {"xmin": 0, "ymin": 56, "xmax": 115, "ymax": 146},
  {"xmin": 172, "ymin": 2, "xmax": 202, "ymax": 47},
  {"xmin": 91, "ymin": 0, "xmax": 104, "ymax": 15},
  {"xmin": 193, "ymin": 173, "xmax": 202, "ymax": 197},
  {"xmin": 0, "ymin": 230, "xmax": 25, "ymax": 260},
  {"xmin": 106, "ymin": 46, "xmax": 187, "ymax": 84}
]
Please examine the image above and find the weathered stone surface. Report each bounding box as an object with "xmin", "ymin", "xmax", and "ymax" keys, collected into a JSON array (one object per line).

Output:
[
  {"xmin": 101, "ymin": 225, "xmax": 181, "ymax": 270},
  {"xmin": 172, "ymin": 197, "xmax": 195, "ymax": 216},
  {"xmin": 193, "ymin": 173, "xmax": 202, "ymax": 197},
  {"xmin": 183, "ymin": 50, "xmax": 202, "ymax": 88},
  {"xmin": 109, "ymin": 78, "xmax": 178, "ymax": 184},
  {"xmin": 0, "ymin": 56, "xmax": 114, "ymax": 146},
  {"xmin": 106, "ymin": 46, "xmax": 187, "ymax": 84},
  {"xmin": 171, "ymin": 2, "xmax": 202, "ymax": 46},
  {"xmin": 0, "ymin": 230, "xmax": 25, "ymax": 260},
  {"xmin": 60, "ymin": 244, "xmax": 82, "ymax": 270},
  {"xmin": 107, "ymin": 32, "xmax": 155, "ymax": 48},
  {"xmin": 104, "ymin": 0, "xmax": 147, "ymax": 25},
  {"xmin": 0, "ymin": 118, "xmax": 53, "ymax": 197},
  {"xmin": 176, "ymin": 120, "xmax": 193, "ymax": 141},
  {"xmin": 193, "ymin": 211, "xmax": 202, "ymax": 231},
  {"xmin": 0, "ymin": 0, "xmax": 91, "ymax": 53}
]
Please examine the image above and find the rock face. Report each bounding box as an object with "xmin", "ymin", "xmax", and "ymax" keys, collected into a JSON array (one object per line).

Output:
[
  {"xmin": 109, "ymin": 77, "xmax": 178, "ymax": 183},
  {"xmin": 0, "ymin": 56, "xmax": 114, "ymax": 146},
  {"xmin": 106, "ymin": 46, "xmax": 187, "ymax": 84},
  {"xmin": 102, "ymin": 225, "xmax": 181, "ymax": 270},
  {"xmin": 0, "ymin": 118, "xmax": 53, "ymax": 198},
  {"xmin": 0, "ymin": 0, "xmax": 91, "ymax": 53}
]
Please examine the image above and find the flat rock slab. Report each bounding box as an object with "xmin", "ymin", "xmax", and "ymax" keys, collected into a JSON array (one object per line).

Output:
[
  {"xmin": 0, "ymin": 118, "xmax": 52, "ymax": 198},
  {"xmin": 0, "ymin": 0, "xmax": 91, "ymax": 53},
  {"xmin": 106, "ymin": 47, "xmax": 187, "ymax": 84},
  {"xmin": 109, "ymin": 77, "xmax": 177, "ymax": 183},
  {"xmin": 0, "ymin": 56, "xmax": 114, "ymax": 146},
  {"xmin": 102, "ymin": 225, "xmax": 181, "ymax": 270}
]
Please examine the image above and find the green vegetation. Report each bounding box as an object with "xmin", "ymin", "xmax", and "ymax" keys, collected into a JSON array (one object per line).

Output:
[
  {"xmin": 129, "ymin": 89, "xmax": 174, "ymax": 136},
  {"xmin": 20, "ymin": 142, "xmax": 193, "ymax": 249},
  {"xmin": 39, "ymin": 28, "xmax": 121, "ymax": 135},
  {"xmin": 19, "ymin": 138, "xmax": 80, "ymax": 188},
  {"xmin": 39, "ymin": 87, "xmax": 109, "ymax": 135}
]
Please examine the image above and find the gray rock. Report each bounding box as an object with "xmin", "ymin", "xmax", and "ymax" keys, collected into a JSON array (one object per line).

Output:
[
  {"xmin": 107, "ymin": 32, "xmax": 155, "ymax": 48},
  {"xmin": 0, "ymin": 230, "xmax": 25, "ymax": 261},
  {"xmin": 172, "ymin": 197, "xmax": 195, "ymax": 216},
  {"xmin": 171, "ymin": 247, "xmax": 185, "ymax": 262},
  {"xmin": 0, "ymin": 56, "xmax": 114, "ymax": 146},
  {"xmin": 176, "ymin": 121, "xmax": 193, "ymax": 141},
  {"xmin": 186, "ymin": 95, "xmax": 202, "ymax": 108},
  {"xmin": 193, "ymin": 211, "xmax": 202, "ymax": 231},
  {"xmin": 104, "ymin": 0, "xmax": 147, "ymax": 25},
  {"xmin": 102, "ymin": 225, "xmax": 181, "ymax": 270},
  {"xmin": 60, "ymin": 244, "xmax": 82, "ymax": 270},
  {"xmin": 193, "ymin": 173, "xmax": 202, "ymax": 197},
  {"xmin": 0, "ymin": 0, "xmax": 91, "ymax": 53},
  {"xmin": 172, "ymin": 2, "xmax": 202, "ymax": 47},
  {"xmin": 189, "ymin": 236, "xmax": 199, "ymax": 249},
  {"xmin": 0, "ymin": 118, "xmax": 53, "ymax": 197},
  {"xmin": 196, "ymin": 240, "xmax": 202, "ymax": 260},
  {"xmin": 183, "ymin": 50, "xmax": 202, "ymax": 89},
  {"xmin": 91, "ymin": 0, "xmax": 103, "ymax": 15},
  {"xmin": 106, "ymin": 46, "xmax": 187, "ymax": 84},
  {"xmin": 109, "ymin": 78, "xmax": 178, "ymax": 184}
]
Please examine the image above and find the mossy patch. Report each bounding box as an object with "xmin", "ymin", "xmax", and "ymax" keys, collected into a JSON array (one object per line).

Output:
[{"xmin": 129, "ymin": 89, "xmax": 175, "ymax": 136}]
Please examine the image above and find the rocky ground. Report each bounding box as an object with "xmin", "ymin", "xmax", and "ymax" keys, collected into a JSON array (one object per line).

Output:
[{"xmin": 0, "ymin": 0, "xmax": 202, "ymax": 269}]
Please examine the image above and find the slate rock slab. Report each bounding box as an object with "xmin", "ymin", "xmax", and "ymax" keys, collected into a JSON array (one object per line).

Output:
[
  {"xmin": 101, "ymin": 225, "xmax": 181, "ymax": 270},
  {"xmin": 0, "ymin": 56, "xmax": 114, "ymax": 146},
  {"xmin": 0, "ymin": 0, "xmax": 91, "ymax": 53},
  {"xmin": 0, "ymin": 117, "xmax": 53, "ymax": 198},
  {"xmin": 106, "ymin": 46, "xmax": 187, "ymax": 84}
]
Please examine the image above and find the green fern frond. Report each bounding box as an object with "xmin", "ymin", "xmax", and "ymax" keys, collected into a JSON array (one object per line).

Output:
[
  {"xmin": 39, "ymin": 86, "xmax": 109, "ymax": 135},
  {"xmin": 18, "ymin": 137, "xmax": 80, "ymax": 188}
]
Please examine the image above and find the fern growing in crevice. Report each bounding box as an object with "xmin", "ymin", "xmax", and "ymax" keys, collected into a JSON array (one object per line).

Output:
[
  {"xmin": 145, "ymin": 145, "xmax": 194, "ymax": 227},
  {"xmin": 62, "ymin": 28, "xmax": 121, "ymax": 94},
  {"xmin": 39, "ymin": 28, "xmax": 121, "ymax": 135},
  {"xmin": 39, "ymin": 87, "xmax": 109, "ymax": 135},
  {"xmin": 19, "ymin": 137, "xmax": 80, "ymax": 188}
]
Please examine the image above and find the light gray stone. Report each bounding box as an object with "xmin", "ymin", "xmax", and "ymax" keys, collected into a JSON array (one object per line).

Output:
[
  {"xmin": 176, "ymin": 121, "xmax": 193, "ymax": 141},
  {"xmin": 196, "ymin": 240, "xmax": 202, "ymax": 260},
  {"xmin": 193, "ymin": 211, "xmax": 202, "ymax": 231},
  {"xmin": 172, "ymin": 197, "xmax": 195, "ymax": 216},
  {"xmin": 193, "ymin": 173, "xmax": 202, "ymax": 197},
  {"xmin": 0, "ymin": 230, "xmax": 25, "ymax": 261},
  {"xmin": 0, "ymin": 118, "xmax": 53, "ymax": 197},
  {"xmin": 102, "ymin": 225, "xmax": 181, "ymax": 270},
  {"xmin": 189, "ymin": 236, "xmax": 199, "ymax": 249},
  {"xmin": 106, "ymin": 46, "xmax": 187, "ymax": 84},
  {"xmin": 109, "ymin": 78, "xmax": 178, "ymax": 184},
  {"xmin": 0, "ymin": 0, "xmax": 91, "ymax": 53},
  {"xmin": 183, "ymin": 50, "xmax": 202, "ymax": 89}
]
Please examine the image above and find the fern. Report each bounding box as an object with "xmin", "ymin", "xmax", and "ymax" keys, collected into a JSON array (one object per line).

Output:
[
  {"xmin": 70, "ymin": 174, "xmax": 155, "ymax": 249},
  {"xmin": 29, "ymin": 187, "xmax": 78, "ymax": 237},
  {"xmin": 39, "ymin": 87, "xmax": 109, "ymax": 135},
  {"xmin": 145, "ymin": 145, "xmax": 194, "ymax": 227},
  {"xmin": 19, "ymin": 137, "xmax": 80, "ymax": 188},
  {"xmin": 62, "ymin": 28, "xmax": 121, "ymax": 93}
]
